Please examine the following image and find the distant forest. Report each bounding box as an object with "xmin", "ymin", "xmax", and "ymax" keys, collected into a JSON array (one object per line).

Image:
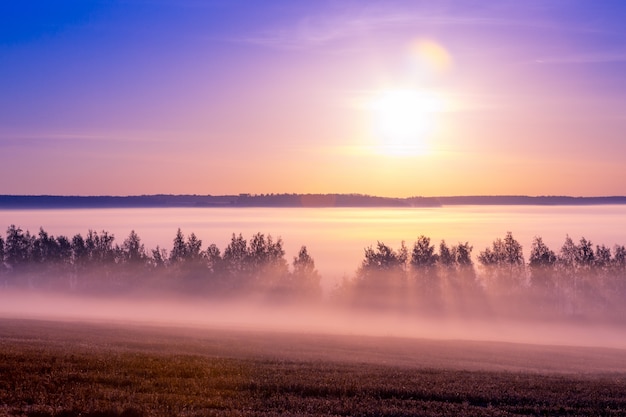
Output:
[
  {"xmin": 2, "ymin": 225, "xmax": 626, "ymax": 321},
  {"xmin": 2, "ymin": 194, "xmax": 626, "ymax": 209}
]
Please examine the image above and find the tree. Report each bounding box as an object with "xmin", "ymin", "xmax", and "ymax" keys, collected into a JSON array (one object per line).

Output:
[
  {"xmin": 151, "ymin": 246, "xmax": 168, "ymax": 268},
  {"xmin": 121, "ymin": 230, "xmax": 147, "ymax": 265},
  {"xmin": 223, "ymin": 233, "xmax": 249, "ymax": 279},
  {"xmin": 221, "ymin": 232, "xmax": 290, "ymax": 292},
  {"xmin": 355, "ymin": 241, "xmax": 408, "ymax": 306},
  {"xmin": 451, "ymin": 242, "xmax": 476, "ymax": 292},
  {"xmin": 204, "ymin": 244, "xmax": 222, "ymax": 275},
  {"xmin": 32, "ymin": 228, "xmax": 60, "ymax": 265},
  {"xmin": 248, "ymin": 232, "xmax": 269, "ymax": 272},
  {"xmin": 84, "ymin": 230, "xmax": 115, "ymax": 265},
  {"xmin": 438, "ymin": 240, "xmax": 455, "ymax": 268},
  {"xmin": 527, "ymin": 236, "xmax": 557, "ymax": 311},
  {"xmin": 55, "ymin": 235, "xmax": 72, "ymax": 266},
  {"xmin": 169, "ymin": 228, "xmax": 187, "ymax": 264},
  {"xmin": 436, "ymin": 240, "xmax": 474, "ymax": 275},
  {"xmin": 5, "ymin": 225, "xmax": 32, "ymax": 269},
  {"xmin": 0, "ymin": 235, "xmax": 5, "ymax": 281},
  {"xmin": 246, "ymin": 233, "xmax": 288, "ymax": 287},
  {"xmin": 528, "ymin": 236, "xmax": 556, "ymax": 289},
  {"xmin": 611, "ymin": 245, "xmax": 626, "ymax": 304},
  {"xmin": 453, "ymin": 242, "xmax": 474, "ymax": 268},
  {"xmin": 185, "ymin": 233, "xmax": 203, "ymax": 262},
  {"xmin": 594, "ymin": 244, "xmax": 612, "ymax": 280},
  {"xmin": 432, "ymin": 240, "xmax": 479, "ymax": 314},
  {"xmin": 359, "ymin": 241, "xmax": 407, "ymax": 277},
  {"xmin": 574, "ymin": 237, "xmax": 600, "ymax": 313},
  {"xmin": 411, "ymin": 235, "xmax": 438, "ymax": 273},
  {"xmin": 436, "ymin": 240, "xmax": 460, "ymax": 284},
  {"xmin": 478, "ymin": 231, "xmax": 525, "ymax": 294},
  {"xmin": 410, "ymin": 235, "xmax": 439, "ymax": 303},
  {"xmin": 614, "ymin": 245, "xmax": 626, "ymax": 270},
  {"xmin": 556, "ymin": 235, "xmax": 579, "ymax": 315},
  {"xmin": 291, "ymin": 245, "xmax": 321, "ymax": 298},
  {"xmin": 575, "ymin": 237, "xmax": 595, "ymax": 271},
  {"xmin": 71, "ymin": 233, "xmax": 89, "ymax": 267}
]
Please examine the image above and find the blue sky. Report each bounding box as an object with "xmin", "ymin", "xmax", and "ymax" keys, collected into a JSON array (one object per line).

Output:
[{"xmin": 1, "ymin": 1, "xmax": 626, "ymax": 196}]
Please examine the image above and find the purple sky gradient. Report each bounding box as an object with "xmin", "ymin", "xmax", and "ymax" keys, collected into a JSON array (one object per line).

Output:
[{"xmin": 1, "ymin": 0, "xmax": 625, "ymax": 196}]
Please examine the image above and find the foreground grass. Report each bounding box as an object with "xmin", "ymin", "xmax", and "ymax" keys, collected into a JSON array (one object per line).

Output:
[{"xmin": 1, "ymin": 321, "xmax": 626, "ymax": 416}]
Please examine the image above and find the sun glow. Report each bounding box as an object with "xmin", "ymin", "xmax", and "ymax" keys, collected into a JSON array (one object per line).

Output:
[{"xmin": 369, "ymin": 89, "xmax": 444, "ymax": 156}]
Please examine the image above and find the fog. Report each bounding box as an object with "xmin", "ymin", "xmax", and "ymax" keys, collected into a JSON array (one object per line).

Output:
[
  {"xmin": 3, "ymin": 205, "xmax": 626, "ymax": 369},
  {"xmin": 3, "ymin": 286, "xmax": 626, "ymax": 353},
  {"xmin": 5, "ymin": 205, "xmax": 626, "ymax": 291}
]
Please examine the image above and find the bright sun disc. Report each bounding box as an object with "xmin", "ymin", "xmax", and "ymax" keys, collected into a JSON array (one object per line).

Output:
[{"xmin": 369, "ymin": 89, "xmax": 443, "ymax": 156}]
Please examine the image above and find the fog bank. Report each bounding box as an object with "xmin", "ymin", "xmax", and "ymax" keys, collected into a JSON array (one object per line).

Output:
[{"xmin": 2, "ymin": 289, "xmax": 626, "ymax": 351}]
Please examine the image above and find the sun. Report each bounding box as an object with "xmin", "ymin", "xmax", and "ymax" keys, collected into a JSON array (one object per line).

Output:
[{"xmin": 369, "ymin": 89, "xmax": 443, "ymax": 156}]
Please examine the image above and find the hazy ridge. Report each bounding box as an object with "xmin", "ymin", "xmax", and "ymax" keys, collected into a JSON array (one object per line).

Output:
[{"xmin": 2, "ymin": 194, "xmax": 626, "ymax": 209}]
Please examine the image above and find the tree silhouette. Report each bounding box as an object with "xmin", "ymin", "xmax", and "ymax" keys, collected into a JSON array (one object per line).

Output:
[
  {"xmin": 204, "ymin": 244, "xmax": 222, "ymax": 274},
  {"xmin": 433, "ymin": 240, "xmax": 479, "ymax": 314},
  {"xmin": 246, "ymin": 233, "xmax": 288, "ymax": 289},
  {"xmin": 5, "ymin": 225, "xmax": 32, "ymax": 275},
  {"xmin": 150, "ymin": 246, "xmax": 168, "ymax": 269},
  {"xmin": 450, "ymin": 242, "xmax": 477, "ymax": 293},
  {"xmin": 291, "ymin": 245, "xmax": 321, "ymax": 299},
  {"xmin": 411, "ymin": 235, "xmax": 438, "ymax": 273},
  {"xmin": 169, "ymin": 228, "xmax": 187, "ymax": 264},
  {"xmin": 478, "ymin": 232, "xmax": 525, "ymax": 295},
  {"xmin": 204, "ymin": 243, "xmax": 225, "ymax": 291},
  {"xmin": 71, "ymin": 234, "xmax": 89, "ymax": 267},
  {"xmin": 185, "ymin": 233, "xmax": 203, "ymax": 262},
  {"xmin": 353, "ymin": 241, "xmax": 408, "ymax": 308},
  {"xmin": 32, "ymin": 228, "xmax": 58, "ymax": 265},
  {"xmin": 0, "ymin": 235, "xmax": 5, "ymax": 284},
  {"xmin": 120, "ymin": 230, "xmax": 147, "ymax": 265},
  {"xmin": 5, "ymin": 222, "xmax": 626, "ymax": 318},
  {"xmin": 56, "ymin": 235, "xmax": 72, "ymax": 266},
  {"xmin": 594, "ymin": 244, "xmax": 612, "ymax": 308},
  {"xmin": 85, "ymin": 230, "xmax": 116, "ymax": 266},
  {"xmin": 611, "ymin": 245, "xmax": 626, "ymax": 310},
  {"xmin": 410, "ymin": 235, "xmax": 439, "ymax": 308},
  {"xmin": 223, "ymin": 233, "xmax": 249, "ymax": 284},
  {"xmin": 359, "ymin": 241, "xmax": 407, "ymax": 277},
  {"xmin": 556, "ymin": 235, "xmax": 581, "ymax": 315},
  {"xmin": 528, "ymin": 236, "xmax": 557, "ymax": 312}
]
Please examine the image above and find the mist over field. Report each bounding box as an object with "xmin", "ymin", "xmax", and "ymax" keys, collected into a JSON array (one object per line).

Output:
[
  {"xmin": 3, "ymin": 286, "xmax": 626, "ymax": 355},
  {"xmin": 2, "ymin": 212, "xmax": 626, "ymax": 415},
  {"xmin": 3, "ymin": 210, "xmax": 626, "ymax": 354}
]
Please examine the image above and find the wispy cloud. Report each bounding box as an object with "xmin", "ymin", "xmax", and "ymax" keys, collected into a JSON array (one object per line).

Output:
[
  {"xmin": 535, "ymin": 52, "xmax": 626, "ymax": 65},
  {"xmin": 233, "ymin": 13, "xmax": 409, "ymax": 50},
  {"xmin": 228, "ymin": 2, "xmax": 594, "ymax": 51},
  {"xmin": 0, "ymin": 130, "xmax": 177, "ymax": 148}
]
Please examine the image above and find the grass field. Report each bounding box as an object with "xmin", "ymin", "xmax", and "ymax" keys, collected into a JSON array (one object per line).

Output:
[{"xmin": 2, "ymin": 318, "xmax": 626, "ymax": 416}]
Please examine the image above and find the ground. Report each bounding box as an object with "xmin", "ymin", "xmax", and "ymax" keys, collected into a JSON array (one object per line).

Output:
[{"xmin": 1, "ymin": 318, "xmax": 626, "ymax": 416}]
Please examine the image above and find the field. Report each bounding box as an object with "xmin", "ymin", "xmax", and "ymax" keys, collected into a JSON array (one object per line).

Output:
[{"xmin": 2, "ymin": 318, "xmax": 626, "ymax": 417}]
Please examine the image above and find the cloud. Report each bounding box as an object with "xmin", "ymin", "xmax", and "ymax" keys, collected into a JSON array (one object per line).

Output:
[
  {"xmin": 233, "ymin": 13, "xmax": 411, "ymax": 50},
  {"xmin": 0, "ymin": 130, "xmax": 181, "ymax": 152},
  {"xmin": 228, "ymin": 1, "xmax": 587, "ymax": 52},
  {"xmin": 535, "ymin": 52, "xmax": 626, "ymax": 65}
]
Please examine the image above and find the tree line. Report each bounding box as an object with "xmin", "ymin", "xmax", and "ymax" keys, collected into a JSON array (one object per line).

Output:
[
  {"xmin": 2, "ymin": 225, "xmax": 626, "ymax": 318},
  {"xmin": 342, "ymin": 232, "xmax": 626, "ymax": 318},
  {"xmin": 0, "ymin": 225, "xmax": 320, "ymax": 299}
]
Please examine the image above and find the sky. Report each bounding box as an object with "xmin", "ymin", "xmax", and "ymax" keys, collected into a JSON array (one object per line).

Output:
[{"xmin": 1, "ymin": 0, "xmax": 625, "ymax": 197}]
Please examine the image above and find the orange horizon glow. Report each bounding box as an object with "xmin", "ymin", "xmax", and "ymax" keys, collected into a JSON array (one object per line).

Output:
[{"xmin": 2, "ymin": 2, "xmax": 625, "ymax": 197}]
